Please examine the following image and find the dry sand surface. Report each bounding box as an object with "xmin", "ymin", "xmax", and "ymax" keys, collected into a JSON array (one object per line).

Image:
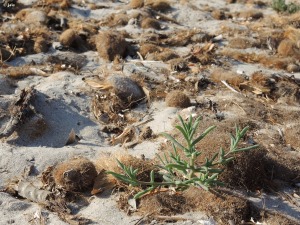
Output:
[{"xmin": 0, "ymin": 0, "xmax": 300, "ymax": 224}]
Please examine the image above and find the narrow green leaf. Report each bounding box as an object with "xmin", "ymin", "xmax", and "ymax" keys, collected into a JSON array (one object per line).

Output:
[
  {"xmin": 175, "ymin": 125, "xmax": 190, "ymax": 142},
  {"xmin": 189, "ymin": 119, "xmax": 200, "ymax": 140},
  {"xmin": 150, "ymin": 170, "xmax": 155, "ymax": 183},
  {"xmin": 107, "ymin": 171, "xmax": 139, "ymax": 186},
  {"xmin": 232, "ymin": 144, "xmax": 259, "ymax": 153},
  {"xmin": 239, "ymin": 126, "xmax": 249, "ymax": 137},
  {"xmin": 160, "ymin": 132, "xmax": 185, "ymax": 150},
  {"xmin": 165, "ymin": 163, "xmax": 187, "ymax": 171},
  {"xmin": 207, "ymin": 168, "xmax": 223, "ymax": 173},
  {"xmin": 192, "ymin": 125, "xmax": 216, "ymax": 146},
  {"xmin": 134, "ymin": 187, "xmax": 154, "ymax": 199},
  {"xmin": 178, "ymin": 115, "xmax": 188, "ymax": 133}
]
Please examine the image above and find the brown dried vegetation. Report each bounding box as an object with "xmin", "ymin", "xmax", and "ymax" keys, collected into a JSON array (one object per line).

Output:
[
  {"xmin": 139, "ymin": 43, "xmax": 162, "ymax": 57},
  {"xmin": 210, "ymin": 68, "xmax": 245, "ymax": 87},
  {"xmin": 145, "ymin": 0, "xmax": 171, "ymax": 11},
  {"xmin": 211, "ymin": 9, "xmax": 226, "ymax": 20},
  {"xmin": 228, "ymin": 37, "xmax": 258, "ymax": 49},
  {"xmin": 53, "ymin": 158, "xmax": 97, "ymax": 192},
  {"xmin": 34, "ymin": 37, "xmax": 48, "ymax": 53},
  {"xmin": 237, "ymin": 10, "xmax": 263, "ymax": 20},
  {"xmin": 96, "ymin": 31, "xmax": 128, "ymax": 61},
  {"xmin": 141, "ymin": 18, "xmax": 161, "ymax": 30},
  {"xmin": 184, "ymin": 187, "xmax": 251, "ymax": 224},
  {"xmin": 130, "ymin": 0, "xmax": 144, "ymax": 9},
  {"xmin": 165, "ymin": 90, "xmax": 191, "ymax": 108},
  {"xmin": 277, "ymin": 39, "xmax": 300, "ymax": 58},
  {"xmin": 59, "ymin": 29, "xmax": 77, "ymax": 46}
]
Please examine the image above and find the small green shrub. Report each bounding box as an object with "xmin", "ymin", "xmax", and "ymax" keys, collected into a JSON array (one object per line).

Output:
[
  {"xmin": 108, "ymin": 115, "xmax": 258, "ymax": 199},
  {"xmin": 272, "ymin": 0, "xmax": 300, "ymax": 14}
]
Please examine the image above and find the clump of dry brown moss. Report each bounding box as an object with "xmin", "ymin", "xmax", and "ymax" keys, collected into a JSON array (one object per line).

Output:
[
  {"xmin": 165, "ymin": 90, "xmax": 191, "ymax": 108},
  {"xmin": 141, "ymin": 18, "xmax": 161, "ymax": 30},
  {"xmin": 96, "ymin": 31, "xmax": 128, "ymax": 61},
  {"xmin": 53, "ymin": 157, "xmax": 97, "ymax": 192}
]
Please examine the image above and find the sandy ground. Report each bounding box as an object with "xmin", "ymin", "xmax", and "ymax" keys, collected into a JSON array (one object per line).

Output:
[{"xmin": 1, "ymin": 0, "xmax": 300, "ymax": 224}]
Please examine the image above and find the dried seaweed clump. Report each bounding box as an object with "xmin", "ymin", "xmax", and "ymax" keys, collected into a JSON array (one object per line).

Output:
[
  {"xmin": 210, "ymin": 68, "xmax": 245, "ymax": 87},
  {"xmin": 237, "ymin": 10, "xmax": 263, "ymax": 20},
  {"xmin": 220, "ymin": 148, "xmax": 267, "ymax": 191},
  {"xmin": 146, "ymin": 48, "xmax": 179, "ymax": 61},
  {"xmin": 96, "ymin": 31, "xmax": 128, "ymax": 61},
  {"xmin": 139, "ymin": 43, "xmax": 161, "ymax": 57},
  {"xmin": 139, "ymin": 192, "xmax": 190, "ymax": 215},
  {"xmin": 53, "ymin": 158, "xmax": 97, "ymax": 192},
  {"xmin": 44, "ymin": 0, "xmax": 71, "ymax": 9},
  {"xmin": 211, "ymin": 9, "xmax": 226, "ymax": 20},
  {"xmin": 168, "ymin": 58, "xmax": 189, "ymax": 71},
  {"xmin": 228, "ymin": 37, "xmax": 257, "ymax": 49},
  {"xmin": 34, "ymin": 37, "xmax": 48, "ymax": 53},
  {"xmin": 284, "ymin": 125, "xmax": 300, "ymax": 151},
  {"xmin": 59, "ymin": 29, "xmax": 77, "ymax": 46},
  {"xmin": 277, "ymin": 39, "xmax": 300, "ymax": 58},
  {"xmin": 184, "ymin": 187, "xmax": 251, "ymax": 224},
  {"xmin": 165, "ymin": 90, "xmax": 191, "ymax": 108},
  {"xmin": 129, "ymin": 0, "xmax": 144, "ymax": 8},
  {"xmin": 145, "ymin": 0, "xmax": 171, "ymax": 11},
  {"xmin": 141, "ymin": 18, "xmax": 161, "ymax": 30}
]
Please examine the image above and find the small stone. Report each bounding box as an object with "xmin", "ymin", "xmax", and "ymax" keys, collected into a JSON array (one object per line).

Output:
[{"xmin": 106, "ymin": 75, "xmax": 145, "ymax": 102}]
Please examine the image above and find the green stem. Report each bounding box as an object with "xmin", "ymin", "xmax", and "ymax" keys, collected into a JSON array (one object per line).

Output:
[
  {"xmin": 188, "ymin": 153, "xmax": 197, "ymax": 179},
  {"xmin": 136, "ymin": 180, "xmax": 178, "ymax": 186}
]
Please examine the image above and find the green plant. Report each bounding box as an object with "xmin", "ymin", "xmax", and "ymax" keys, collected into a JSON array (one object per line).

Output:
[
  {"xmin": 272, "ymin": 0, "xmax": 300, "ymax": 14},
  {"xmin": 107, "ymin": 115, "xmax": 259, "ymax": 199}
]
